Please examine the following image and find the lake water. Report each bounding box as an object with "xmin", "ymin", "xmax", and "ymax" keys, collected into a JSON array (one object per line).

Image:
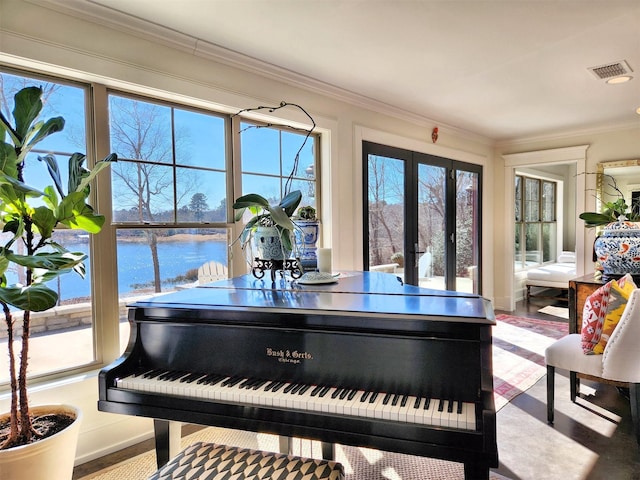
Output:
[{"xmin": 52, "ymin": 239, "xmax": 228, "ymax": 302}]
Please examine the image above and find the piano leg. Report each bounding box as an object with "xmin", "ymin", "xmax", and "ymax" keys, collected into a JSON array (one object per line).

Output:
[
  {"xmin": 153, "ymin": 419, "xmax": 182, "ymax": 469},
  {"xmin": 464, "ymin": 462, "xmax": 489, "ymax": 480},
  {"xmin": 278, "ymin": 436, "xmax": 292, "ymax": 454},
  {"xmin": 321, "ymin": 442, "xmax": 335, "ymax": 461},
  {"xmin": 278, "ymin": 437, "xmax": 334, "ymax": 461}
]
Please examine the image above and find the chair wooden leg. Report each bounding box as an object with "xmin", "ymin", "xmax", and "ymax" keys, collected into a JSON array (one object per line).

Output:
[
  {"xmin": 547, "ymin": 365, "xmax": 555, "ymax": 423},
  {"xmin": 630, "ymin": 383, "xmax": 640, "ymax": 447},
  {"xmin": 570, "ymin": 371, "xmax": 578, "ymax": 402}
]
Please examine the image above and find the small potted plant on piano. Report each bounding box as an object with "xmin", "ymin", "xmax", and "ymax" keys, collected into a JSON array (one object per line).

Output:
[
  {"xmin": 0, "ymin": 86, "xmax": 116, "ymax": 479},
  {"xmin": 232, "ymin": 190, "xmax": 303, "ymax": 277}
]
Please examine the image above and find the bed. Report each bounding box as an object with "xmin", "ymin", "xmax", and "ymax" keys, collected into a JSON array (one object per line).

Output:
[{"xmin": 525, "ymin": 252, "xmax": 576, "ymax": 303}]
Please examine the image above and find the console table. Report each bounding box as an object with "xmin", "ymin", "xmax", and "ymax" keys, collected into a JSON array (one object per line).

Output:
[
  {"xmin": 568, "ymin": 273, "xmax": 627, "ymax": 388},
  {"xmin": 568, "ymin": 274, "xmax": 604, "ymax": 334}
]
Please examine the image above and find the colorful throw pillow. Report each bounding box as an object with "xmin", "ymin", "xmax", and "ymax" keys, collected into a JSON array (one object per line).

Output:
[
  {"xmin": 581, "ymin": 280, "xmax": 613, "ymax": 354},
  {"xmin": 592, "ymin": 275, "xmax": 637, "ymax": 354}
]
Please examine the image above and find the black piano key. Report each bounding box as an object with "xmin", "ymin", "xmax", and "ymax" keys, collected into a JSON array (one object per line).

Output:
[
  {"xmin": 298, "ymin": 385, "xmax": 311, "ymax": 395},
  {"xmin": 251, "ymin": 380, "xmax": 268, "ymax": 390},
  {"xmin": 318, "ymin": 386, "xmax": 331, "ymax": 397},
  {"xmin": 447, "ymin": 399, "xmax": 454, "ymax": 413},
  {"xmin": 197, "ymin": 374, "xmax": 224, "ymax": 385},
  {"xmin": 271, "ymin": 382, "xmax": 286, "ymax": 392},
  {"xmin": 168, "ymin": 371, "xmax": 187, "ymax": 381},
  {"xmin": 143, "ymin": 368, "xmax": 163, "ymax": 379},
  {"xmin": 424, "ymin": 398, "xmax": 431, "ymax": 410},
  {"xmin": 360, "ymin": 391, "xmax": 370, "ymax": 402},
  {"xmin": 369, "ymin": 392, "xmax": 379, "ymax": 403},
  {"xmin": 331, "ymin": 388, "xmax": 343, "ymax": 399},
  {"xmin": 181, "ymin": 372, "xmax": 204, "ymax": 383},
  {"xmin": 457, "ymin": 400, "xmax": 463, "ymax": 414},
  {"xmin": 224, "ymin": 376, "xmax": 244, "ymax": 387},
  {"xmin": 289, "ymin": 383, "xmax": 303, "ymax": 395},
  {"xmin": 339, "ymin": 389, "xmax": 351, "ymax": 400},
  {"xmin": 347, "ymin": 389, "xmax": 357, "ymax": 401},
  {"xmin": 400, "ymin": 395, "xmax": 409, "ymax": 407},
  {"xmin": 263, "ymin": 381, "xmax": 277, "ymax": 391},
  {"xmin": 391, "ymin": 394, "xmax": 400, "ymax": 406},
  {"xmin": 414, "ymin": 397, "xmax": 422, "ymax": 409},
  {"xmin": 238, "ymin": 378, "xmax": 255, "ymax": 389},
  {"xmin": 382, "ymin": 392, "xmax": 392, "ymax": 405},
  {"xmin": 283, "ymin": 383, "xmax": 297, "ymax": 394},
  {"xmin": 438, "ymin": 399, "xmax": 445, "ymax": 412},
  {"xmin": 310, "ymin": 385, "xmax": 323, "ymax": 396}
]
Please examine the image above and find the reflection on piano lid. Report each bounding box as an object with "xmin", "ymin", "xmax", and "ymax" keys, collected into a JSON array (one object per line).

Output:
[{"xmin": 127, "ymin": 270, "xmax": 495, "ymax": 328}]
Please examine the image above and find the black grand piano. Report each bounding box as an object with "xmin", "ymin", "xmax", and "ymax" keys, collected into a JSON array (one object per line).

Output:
[{"xmin": 98, "ymin": 271, "xmax": 498, "ymax": 479}]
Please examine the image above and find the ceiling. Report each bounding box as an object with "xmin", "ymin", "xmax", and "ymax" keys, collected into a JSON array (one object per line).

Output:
[{"xmin": 62, "ymin": 1, "xmax": 640, "ymax": 141}]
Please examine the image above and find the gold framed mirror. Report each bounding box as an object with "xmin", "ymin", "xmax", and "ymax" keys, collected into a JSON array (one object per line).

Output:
[{"xmin": 596, "ymin": 159, "xmax": 640, "ymax": 216}]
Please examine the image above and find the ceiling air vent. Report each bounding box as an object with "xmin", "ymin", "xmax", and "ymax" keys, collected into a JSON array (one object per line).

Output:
[{"xmin": 589, "ymin": 60, "xmax": 633, "ymax": 80}]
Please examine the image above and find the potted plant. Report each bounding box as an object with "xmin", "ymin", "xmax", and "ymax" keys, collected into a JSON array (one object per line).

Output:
[
  {"xmin": 293, "ymin": 205, "xmax": 320, "ymax": 271},
  {"xmin": 0, "ymin": 86, "xmax": 115, "ymax": 478},
  {"xmin": 579, "ymin": 197, "xmax": 640, "ymax": 227},
  {"xmin": 232, "ymin": 190, "xmax": 302, "ymax": 262},
  {"xmin": 580, "ymin": 180, "xmax": 640, "ymax": 281}
]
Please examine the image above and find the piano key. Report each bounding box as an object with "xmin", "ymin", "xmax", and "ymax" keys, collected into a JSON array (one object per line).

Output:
[{"xmin": 115, "ymin": 371, "xmax": 477, "ymax": 431}]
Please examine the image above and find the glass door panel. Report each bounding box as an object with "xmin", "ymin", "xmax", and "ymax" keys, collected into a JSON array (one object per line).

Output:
[
  {"xmin": 455, "ymin": 170, "xmax": 480, "ymax": 294},
  {"xmin": 364, "ymin": 141, "xmax": 483, "ymax": 294},
  {"xmin": 417, "ymin": 163, "xmax": 447, "ymax": 290},
  {"xmin": 366, "ymin": 154, "xmax": 405, "ymax": 276}
]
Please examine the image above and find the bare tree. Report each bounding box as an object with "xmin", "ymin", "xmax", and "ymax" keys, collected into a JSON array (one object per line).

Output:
[
  {"xmin": 109, "ymin": 96, "xmax": 198, "ymax": 292},
  {"xmin": 367, "ymin": 156, "xmax": 404, "ymax": 266}
]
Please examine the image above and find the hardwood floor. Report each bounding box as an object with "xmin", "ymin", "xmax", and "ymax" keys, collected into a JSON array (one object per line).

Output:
[{"xmin": 73, "ymin": 293, "xmax": 640, "ymax": 480}]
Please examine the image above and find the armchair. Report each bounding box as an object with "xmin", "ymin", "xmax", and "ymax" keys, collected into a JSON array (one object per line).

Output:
[{"xmin": 545, "ymin": 287, "xmax": 640, "ymax": 445}]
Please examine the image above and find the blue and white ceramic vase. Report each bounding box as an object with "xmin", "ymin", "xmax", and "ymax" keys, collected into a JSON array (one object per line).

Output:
[
  {"xmin": 594, "ymin": 219, "xmax": 640, "ymax": 282},
  {"xmin": 293, "ymin": 220, "xmax": 320, "ymax": 271},
  {"xmin": 253, "ymin": 226, "xmax": 290, "ymax": 261}
]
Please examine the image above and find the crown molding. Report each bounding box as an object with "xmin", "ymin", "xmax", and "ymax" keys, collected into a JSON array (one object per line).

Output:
[
  {"xmin": 496, "ymin": 119, "xmax": 640, "ymax": 148},
  {"xmin": 26, "ymin": 0, "xmax": 492, "ymax": 146}
]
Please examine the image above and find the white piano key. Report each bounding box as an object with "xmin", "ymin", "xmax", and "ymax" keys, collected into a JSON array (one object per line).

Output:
[{"xmin": 115, "ymin": 372, "xmax": 477, "ymax": 431}]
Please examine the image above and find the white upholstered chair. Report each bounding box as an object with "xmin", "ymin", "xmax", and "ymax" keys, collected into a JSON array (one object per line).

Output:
[{"xmin": 545, "ymin": 287, "xmax": 640, "ymax": 446}]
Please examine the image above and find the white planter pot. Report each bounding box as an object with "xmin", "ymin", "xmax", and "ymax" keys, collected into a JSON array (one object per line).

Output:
[
  {"xmin": 253, "ymin": 226, "xmax": 290, "ymax": 260},
  {"xmin": 0, "ymin": 404, "xmax": 82, "ymax": 480}
]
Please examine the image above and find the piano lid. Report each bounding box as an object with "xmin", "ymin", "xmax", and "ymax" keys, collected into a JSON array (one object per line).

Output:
[{"xmin": 128, "ymin": 271, "xmax": 495, "ymax": 325}]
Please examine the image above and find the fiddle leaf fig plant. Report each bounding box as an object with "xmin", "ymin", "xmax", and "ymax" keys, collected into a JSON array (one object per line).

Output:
[{"xmin": 0, "ymin": 86, "xmax": 116, "ymax": 449}]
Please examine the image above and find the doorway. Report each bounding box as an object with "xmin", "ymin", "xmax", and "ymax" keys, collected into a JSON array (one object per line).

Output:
[{"xmin": 363, "ymin": 141, "xmax": 482, "ymax": 293}]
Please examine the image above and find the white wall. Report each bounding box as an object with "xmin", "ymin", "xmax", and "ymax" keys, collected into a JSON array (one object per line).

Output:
[{"xmin": 0, "ymin": 0, "xmax": 497, "ymax": 464}]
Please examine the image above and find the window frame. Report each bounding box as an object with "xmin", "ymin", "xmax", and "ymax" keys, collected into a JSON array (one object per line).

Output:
[{"xmin": 514, "ymin": 174, "xmax": 558, "ymax": 270}]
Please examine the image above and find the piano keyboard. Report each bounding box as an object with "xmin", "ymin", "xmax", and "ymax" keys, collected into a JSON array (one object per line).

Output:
[{"xmin": 116, "ymin": 369, "xmax": 477, "ymax": 431}]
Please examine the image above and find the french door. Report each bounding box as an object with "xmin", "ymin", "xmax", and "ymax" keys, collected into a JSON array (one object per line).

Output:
[{"xmin": 363, "ymin": 142, "xmax": 482, "ymax": 293}]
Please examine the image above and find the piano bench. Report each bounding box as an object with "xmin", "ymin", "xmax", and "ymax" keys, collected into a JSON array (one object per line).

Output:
[{"xmin": 147, "ymin": 441, "xmax": 345, "ymax": 480}]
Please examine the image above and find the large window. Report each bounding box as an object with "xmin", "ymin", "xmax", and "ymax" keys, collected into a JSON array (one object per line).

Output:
[
  {"xmin": 0, "ymin": 69, "xmax": 319, "ymax": 384},
  {"xmin": 108, "ymin": 93, "xmax": 231, "ymax": 308},
  {"xmin": 515, "ymin": 174, "xmax": 557, "ymax": 269},
  {"xmin": 240, "ymin": 120, "xmax": 317, "ymax": 209},
  {"xmin": 0, "ymin": 71, "xmax": 95, "ymax": 382}
]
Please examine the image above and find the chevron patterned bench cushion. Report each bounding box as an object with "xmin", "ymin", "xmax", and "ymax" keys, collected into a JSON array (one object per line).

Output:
[{"xmin": 148, "ymin": 441, "xmax": 345, "ymax": 480}]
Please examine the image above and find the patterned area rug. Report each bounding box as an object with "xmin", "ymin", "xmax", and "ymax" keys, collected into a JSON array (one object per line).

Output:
[
  {"xmin": 79, "ymin": 426, "xmax": 511, "ymax": 480},
  {"xmin": 537, "ymin": 305, "xmax": 570, "ymax": 319},
  {"xmin": 493, "ymin": 314, "xmax": 568, "ymax": 410}
]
